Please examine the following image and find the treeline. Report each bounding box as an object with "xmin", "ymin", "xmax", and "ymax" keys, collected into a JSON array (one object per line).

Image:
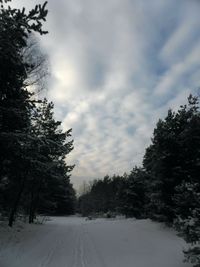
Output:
[
  {"xmin": 0, "ymin": 1, "xmax": 76, "ymax": 226},
  {"xmin": 78, "ymin": 170, "xmax": 147, "ymax": 218},
  {"xmin": 78, "ymin": 95, "xmax": 200, "ymax": 266}
]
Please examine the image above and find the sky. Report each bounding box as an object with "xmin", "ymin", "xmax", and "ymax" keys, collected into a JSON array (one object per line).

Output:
[{"xmin": 15, "ymin": 0, "xmax": 200, "ymax": 188}]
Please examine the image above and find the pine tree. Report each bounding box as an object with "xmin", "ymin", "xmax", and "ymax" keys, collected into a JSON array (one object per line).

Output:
[
  {"xmin": 117, "ymin": 167, "xmax": 148, "ymax": 218},
  {"xmin": 143, "ymin": 96, "xmax": 200, "ymax": 223},
  {"xmin": 0, "ymin": 0, "xmax": 48, "ymax": 226},
  {"xmin": 26, "ymin": 99, "xmax": 75, "ymax": 221},
  {"xmin": 172, "ymin": 96, "xmax": 200, "ymax": 266}
]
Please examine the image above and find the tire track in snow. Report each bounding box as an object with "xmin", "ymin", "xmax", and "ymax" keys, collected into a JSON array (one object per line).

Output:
[
  {"xmin": 73, "ymin": 225, "xmax": 87, "ymax": 267},
  {"xmin": 72, "ymin": 226, "xmax": 79, "ymax": 267},
  {"xmin": 37, "ymin": 225, "xmax": 72, "ymax": 267},
  {"xmin": 39, "ymin": 237, "xmax": 62, "ymax": 267},
  {"xmin": 82, "ymin": 223, "xmax": 107, "ymax": 267},
  {"xmin": 80, "ymin": 233, "xmax": 86, "ymax": 267}
]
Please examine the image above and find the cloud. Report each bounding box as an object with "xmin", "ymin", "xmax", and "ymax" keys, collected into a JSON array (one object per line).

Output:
[
  {"xmin": 15, "ymin": 0, "xmax": 200, "ymax": 188},
  {"xmin": 155, "ymin": 41, "xmax": 200, "ymax": 96}
]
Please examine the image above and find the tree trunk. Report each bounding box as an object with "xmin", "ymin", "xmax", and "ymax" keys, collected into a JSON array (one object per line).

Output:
[
  {"xmin": 8, "ymin": 177, "xmax": 26, "ymax": 227},
  {"xmin": 29, "ymin": 191, "xmax": 34, "ymax": 224},
  {"xmin": 29, "ymin": 209, "xmax": 34, "ymax": 224},
  {"xmin": 29, "ymin": 178, "xmax": 43, "ymax": 224}
]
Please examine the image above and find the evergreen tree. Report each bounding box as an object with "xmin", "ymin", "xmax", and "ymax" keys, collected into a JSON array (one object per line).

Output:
[
  {"xmin": 0, "ymin": 0, "xmax": 48, "ymax": 226},
  {"xmin": 78, "ymin": 171, "xmax": 148, "ymax": 218},
  {"xmin": 172, "ymin": 96, "xmax": 200, "ymax": 267},
  {"xmin": 117, "ymin": 168, "xmax": 148, "ymax": 218},
  {"xmin": 78, "ymin": 175, "xmax": 126, "ymax": 216},
  {"xmin": 25, "ymin": 99, "xmax": 75, "ymax": 222},
  {"xmin": 0, "ymin": 1, "xmax": 76, "ymax": 226},
  {"xmin": 143, "ymin": 95, "xmax": 200, "ymax": 223}
]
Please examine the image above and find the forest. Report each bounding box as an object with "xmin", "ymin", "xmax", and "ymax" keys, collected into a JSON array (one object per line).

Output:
[
  {"xmin": 0, "ymin": 1, "xmax": 200, "ymax": 267},
  {"xmin": 0, "ymin": 0, "xmax": 76, "ymax": 227}
]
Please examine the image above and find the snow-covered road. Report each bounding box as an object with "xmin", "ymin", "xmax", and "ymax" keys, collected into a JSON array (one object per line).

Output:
[{"xmin": 0, "ymin": 217, "xmax": 192, "ymax": 267}]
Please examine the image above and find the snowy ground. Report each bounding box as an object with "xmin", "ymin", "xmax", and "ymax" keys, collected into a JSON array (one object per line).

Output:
[{"xmin": 0, "ymin": 216, "xmax": 192, "ymax": 267}]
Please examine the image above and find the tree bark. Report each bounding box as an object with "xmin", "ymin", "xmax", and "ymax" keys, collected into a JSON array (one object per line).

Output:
[{"xmin": 8, "ymin": 179, "xmax": 25, "ymax": 227}]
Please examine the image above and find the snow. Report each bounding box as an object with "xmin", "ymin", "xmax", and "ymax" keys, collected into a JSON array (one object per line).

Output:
[{"xmin": 0, "ymin": 216, "xmax": 192, "ymax": 267}]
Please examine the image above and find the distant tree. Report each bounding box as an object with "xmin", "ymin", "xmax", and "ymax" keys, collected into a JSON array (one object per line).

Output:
[
  {"xmin": 78, "ymin": 171, "xmax": 148, "ymax": 218},
  {"xmin": 78, "ymin": 181, "xmax": 92, "ymax": 197},
  {"xmin": 78, "ymin": 192, "xmax": 94, "ymax": 216},
  {"xmin": 116, "ymin": 168, "xmax": 148, "ymax": 218},
  {"xmin": 78, "ymin": 175, "xmax": 125, "ymax": 216}
]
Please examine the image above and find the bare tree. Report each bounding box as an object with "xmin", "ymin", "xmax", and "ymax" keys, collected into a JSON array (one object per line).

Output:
[{"xmin": 22, "ymin": 34, "xmax": 50, "ymax": 94}]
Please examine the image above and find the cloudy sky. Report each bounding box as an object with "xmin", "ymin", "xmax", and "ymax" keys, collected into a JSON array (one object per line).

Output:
[{"xmin": 16, "ymin": 0, "xmax": 200, "ymax": 188}]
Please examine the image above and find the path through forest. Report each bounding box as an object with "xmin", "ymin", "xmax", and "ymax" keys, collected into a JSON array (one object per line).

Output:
[{"xmin": 0, "ymin": 217, "xmax": 192, "ymax": 267}]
